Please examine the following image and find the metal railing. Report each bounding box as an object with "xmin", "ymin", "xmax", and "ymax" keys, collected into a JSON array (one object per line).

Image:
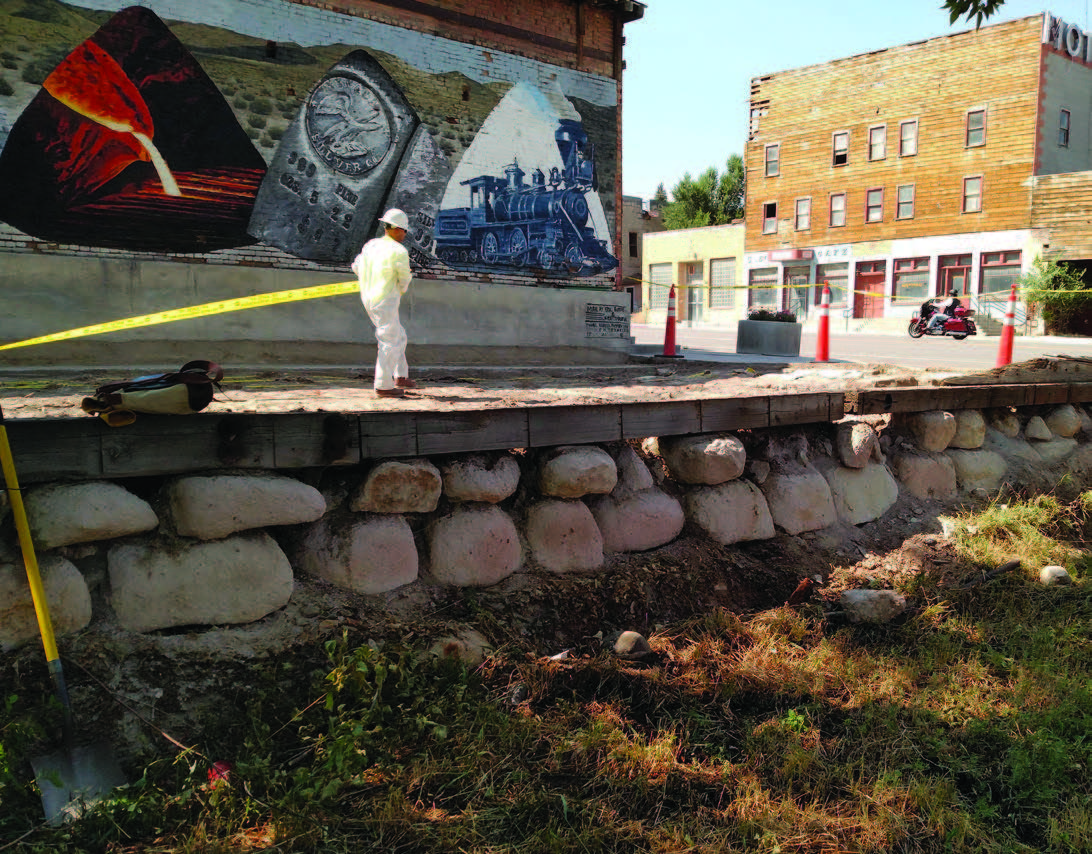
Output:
[{"xmin": 968, "ymin": 292, "xmax": 1030, "ymax": 335}]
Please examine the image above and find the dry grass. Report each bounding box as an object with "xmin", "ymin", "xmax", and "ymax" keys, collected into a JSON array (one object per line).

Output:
[{"xmin": 2, "ymin": 495, "xmax": 1091, "ymax": 853}]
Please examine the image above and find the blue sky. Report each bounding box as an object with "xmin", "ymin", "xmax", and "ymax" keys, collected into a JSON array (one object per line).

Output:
[{"xmin": 621, "ymin": 1, "xmax": 1092, "ymax": 201}]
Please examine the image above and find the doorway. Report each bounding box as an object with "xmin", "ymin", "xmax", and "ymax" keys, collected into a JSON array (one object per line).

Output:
[
  {"xmin": 853, "ymin": 260, "xmax": 886, "ymax": 318},
  {"xmin": 683, "ymin": 261, "xmax": 703, "ymax": 323},
  {"xmin": 785, "ymin": 265, "xmax": 810, "ymax": 319}
]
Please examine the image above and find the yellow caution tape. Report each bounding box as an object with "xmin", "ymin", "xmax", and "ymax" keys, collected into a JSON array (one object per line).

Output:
[
  {"xmin": 0, "ymin": 269, "xmax": 1064, "ymax": 354},
  {"xmin": 0, "ymin": 281, "xmax": 358, "ymax": 352},
  {"xmin": 629, "ymin": 276, "xmax": 1066, "ymax": 302}
]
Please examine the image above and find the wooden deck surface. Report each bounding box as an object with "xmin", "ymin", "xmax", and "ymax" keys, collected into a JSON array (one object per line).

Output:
[{"xmin": 3, "ymin": 360, "xmax": 1091, "ymax": 482}]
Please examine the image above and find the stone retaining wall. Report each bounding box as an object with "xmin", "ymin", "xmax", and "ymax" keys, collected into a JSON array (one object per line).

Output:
[{"xmin": 4, "ymin": 402, "xmax": 1092, "ymax": 649}]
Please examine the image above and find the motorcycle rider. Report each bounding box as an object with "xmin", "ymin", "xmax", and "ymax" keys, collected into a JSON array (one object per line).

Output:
[{"xmin": 926, "ymin": 289, "xmax": 962, "ymax": 332}]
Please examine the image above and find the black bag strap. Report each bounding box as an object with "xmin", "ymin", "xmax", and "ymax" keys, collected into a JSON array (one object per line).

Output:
[{"xmin": 179, "ymin": 360, "xmax": 224, "ymax": 386}]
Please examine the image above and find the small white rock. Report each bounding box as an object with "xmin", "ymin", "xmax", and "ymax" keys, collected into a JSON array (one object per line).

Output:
[
  {"xmin": 429, "ymin": 629, "xmax": 492, "ymax": 666},
  {"xmin": 613, "ymin": 630, "xmax": 651, "ymax": 658},
  {"xmin": 1025, "ymin": 416, "xmax": 1053, "ymax": 442},
  {"xmin": 938, "ymin": 516, "xmax": 962, "ymax": 538},
  {"xmin": 1039, "ymin": 565, "xmax": 1072, "ymax": 586},
  {"xmin": 840, "ymin": 589, "xmax": 908, "ymax": 623}
]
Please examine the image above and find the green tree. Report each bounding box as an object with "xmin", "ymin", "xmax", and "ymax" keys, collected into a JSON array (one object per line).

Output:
[
  {"xmin": 660, "ymin": 155, "xmax": 745, "ymax": 231},
  {"xmin": 651, "ymin": 182, "xmax": 668, "ymax": 209},
  {"xmin": 942, "ymin": 0, "xmax": 1007, "ymax": 27},
  {"xmin": 1020, "ymin": 257, "xmax": 1092, "ymax": 333}
]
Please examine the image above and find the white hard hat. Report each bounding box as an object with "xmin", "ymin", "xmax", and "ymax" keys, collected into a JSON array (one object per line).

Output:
[{"xmin": 379, "ymin": 208, "xmax": 409, "ymax": 230}]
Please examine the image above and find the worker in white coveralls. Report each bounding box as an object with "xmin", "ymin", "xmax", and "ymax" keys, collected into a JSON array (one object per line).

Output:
[{"xmin": 352, "ymin": 208, "xmax": 417, "ymax": 398}]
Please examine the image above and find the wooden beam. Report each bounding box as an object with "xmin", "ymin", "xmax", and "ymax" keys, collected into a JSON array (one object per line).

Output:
[
  {"xmin": 1069, "ymin": 383, "xmax": 1092, "ymax": 404},
  {"xmin": 273, "ymin": 413, "xmax": 361, "ymax": 469},
  {"xmin": 4, "ymin": 382, "xmax": 1084, "ymax": 482},
  {"xmin": 360, "ymin": 412, "xmax": 417, "ymax": 459},
  {"xmin": 1030, "ymin": 384, "xmax": 1069, "ymax": 405},
  {"xmin": 4, "ymin": 418, "xmax": 103, "ymax": 484},
  {"xmin": 100, "ymin": 414, "xmax": 276, "ymax": 477},
  {"xmin": 845, "ymin": 384, "xmax": 1062, "ymax": 414},
  {"xmin": 528, "ymin": 405, "xmax": 622, "ymax": 446},
  {"xmin": 700, "ymin": 397, "xmax": 769, "ymax": 431},
  {"xmin": 621, "ymin": 401, "xmax": 701, "ymax": 438},
  {"xmin": 417, "ymin": 410, "xmax": 529, "ymax": 455},
  {"xmin": 771, "ymin": 392, "xmax": 843, "ymax": 426}
]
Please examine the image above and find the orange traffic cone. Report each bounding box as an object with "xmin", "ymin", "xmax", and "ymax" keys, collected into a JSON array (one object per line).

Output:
[
  {"xmin": 995, "ymin": 282, "xmax": 1018, "ymax": 367},
  {"xmin": 662, "ymin": 283, "xmax": 683, "ymax": 358},
  {"xmin": 815, "ymin": 283, "xmax": 831, "ymax": 362}
]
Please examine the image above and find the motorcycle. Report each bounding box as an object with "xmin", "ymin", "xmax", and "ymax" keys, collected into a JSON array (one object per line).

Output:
[{"xmin": 908, "ymin": 305, "xmax": 977, "ymax": 340}]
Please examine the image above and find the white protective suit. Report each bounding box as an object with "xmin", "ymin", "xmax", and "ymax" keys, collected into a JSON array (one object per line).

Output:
[{"xmin": 352, "ymin": 234, "xmax": 412, "ymax": 390}]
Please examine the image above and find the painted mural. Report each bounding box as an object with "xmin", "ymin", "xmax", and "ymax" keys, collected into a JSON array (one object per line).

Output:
[
  {"xmin": 0, "ymin": 5, "xmax": 266, "ymax": 252},
  {"xmin": 0, "ymin": 0, "xmax": 618, "ymax": 279},
  {"xmin": 432, "ymin": 83, "xmax": 616, "ymax": 276}
]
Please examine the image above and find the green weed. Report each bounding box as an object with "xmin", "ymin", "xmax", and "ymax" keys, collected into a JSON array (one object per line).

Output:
[{"xmin": 0, "ymin": 495, "xmax": 1089, "ymax": 852}]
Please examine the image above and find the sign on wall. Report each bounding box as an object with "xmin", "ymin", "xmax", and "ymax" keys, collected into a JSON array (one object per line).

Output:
[
  {"xmin": 0, "ymin": 0, "xmax": 619, "ymax": 282},
  {"xmin": 584, "ymin": 303, "xmax": 628, "ymax": 338}
]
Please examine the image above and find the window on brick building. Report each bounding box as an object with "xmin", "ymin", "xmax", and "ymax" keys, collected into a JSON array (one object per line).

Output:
[
  {"xmin": 940, "ymin": 254, "xmax": 971, "ymax": 295},
  {"xmin": 817, "ymin": 263, "xmax": 848, "ymax": 307},
  {"xmin": 648, "ymin": 263, "xmax": 671, "ymax": 310},
  {"xmin": 794, "ymin": 197, "xmax": 811, "ymax": 231},
  {"xmin": 896, "ymin": 184, "xmax": 915, "ymax": 220},
  {"xmin": 829, "ymin": 192, "xmax": 846, "ymax": 227},
  {"xmin": 900, "ymin": 119, "xmax": 918, "ymax": 156},
  {"xmin": 966, "ymin": 109, "xmax": 986, "ymax": 147},
  {"xmin": 749, "ymin": 267, "xmax": 779, "ymax": 307},
  {"xmin": 893, "ymin": 257, "xmax": 930, "ymax": 302},
  {"xmin": 963, "ymin": 176, "xmax": 982, "ymax": 213},
  {"xmin": 762, "ymin": 201, "xmax": 777, "ymax": 234},
  {"xmin": 1059, "ymin": 109, "xmax": 1071, "ymax": 147},
  {"xmin": 832, "ymin": 131, "xmax": 849, "ymax": 166},
  {"xmin": 865, "ymin": 188, "xmax": 883, "ymax": 223},
  {"xmin": 765, "ymin": 144, "xmax": 780, "ymax": 177},
  {"xmin": 981, "ymin": 250, "xmax": 1022, "ymax": 296},
  {"xmin": 628, "ymin": 232, "xmax": 638, "ymax": 257},
  {"xmin": 868, "ymin": 125, "xmax": 886, "ymax": 161},
  {"xmin": 710, "ymin": 258, "xmax": 736, "ymax": 308}
]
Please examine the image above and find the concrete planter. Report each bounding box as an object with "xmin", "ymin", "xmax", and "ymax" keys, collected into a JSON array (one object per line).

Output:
[{"xmin": 736, "ymin": 319, "xmax": 802, "ymax": 357}]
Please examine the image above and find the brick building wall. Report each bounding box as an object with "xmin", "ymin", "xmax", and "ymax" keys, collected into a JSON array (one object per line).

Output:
[
  {"xmin": 619, "ymin": 193, "xmax": 664, "ymax": 310},
  {"xmin": 736, "ymin": 13, "xmax": 1079, "ymax": 330},
  {"xmin": 297, "ymin": 0, "xmax": 622, "ymax": 78},
  {"xmin": 745, "ymin": 15, "xmax": 1043, "ymax": 254}
]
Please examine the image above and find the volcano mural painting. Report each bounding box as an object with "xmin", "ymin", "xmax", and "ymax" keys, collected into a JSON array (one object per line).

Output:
[{"xmin": 0, "ymin": 6, "xmax": 266, "ymax": 252}]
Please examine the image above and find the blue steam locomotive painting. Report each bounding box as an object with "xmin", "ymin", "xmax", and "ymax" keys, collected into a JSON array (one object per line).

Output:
[{"xmin": 433, "ymin": 119, "xmax": 618, "ymax": 276}]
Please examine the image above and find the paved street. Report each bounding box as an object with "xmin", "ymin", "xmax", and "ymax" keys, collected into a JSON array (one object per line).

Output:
[{"xmin": 631, "ymin": 323, "xmax": 1092, "ymax": 371}]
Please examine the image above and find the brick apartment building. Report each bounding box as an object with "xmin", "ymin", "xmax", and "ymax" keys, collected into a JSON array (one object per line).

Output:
[
  {"xmin": 743, "ymin": 11, "xmax": 1092, "ymax": 333},
  {"xmin": 619, "ymin": 193, "xmax": 666, "ymax": 311},
  {"xmin": 0, "ymin": 0, "xmax": 645, "ymax": 366}
]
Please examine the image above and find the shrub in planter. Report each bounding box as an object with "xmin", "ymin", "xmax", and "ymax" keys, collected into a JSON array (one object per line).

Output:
[
  {"xmin": 737, "ymin": 308, "xmax": 801, "ymax": 356},
  {"xmin": 746, "ymin": 308, "xmax": 797, "ymax": 323}
]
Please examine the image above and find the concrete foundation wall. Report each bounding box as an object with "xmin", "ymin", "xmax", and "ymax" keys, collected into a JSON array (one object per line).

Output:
[{"xmin": 1, "ymin": 254, "xmax": 633, "ymax": 367}]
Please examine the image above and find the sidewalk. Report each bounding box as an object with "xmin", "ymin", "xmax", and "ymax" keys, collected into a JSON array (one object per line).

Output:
[{"xmin": 629, "ymin": 342, "xmax": 813, "ymax": 365}]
